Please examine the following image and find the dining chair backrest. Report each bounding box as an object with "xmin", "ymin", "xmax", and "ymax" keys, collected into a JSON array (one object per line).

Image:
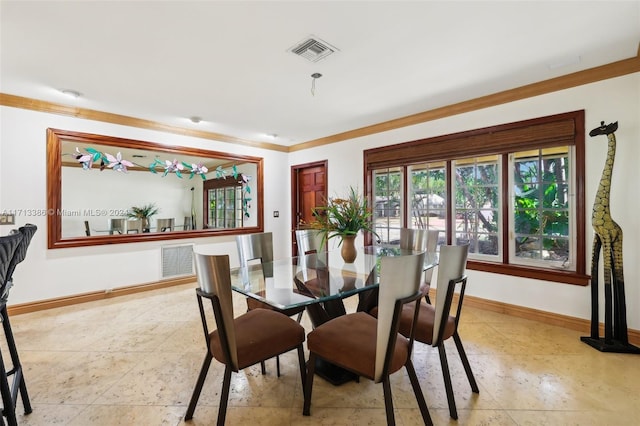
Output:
[
  {"xmin": 423, "ymin": 229, "xmax": 441, "ymax": 284},
  {"xmin": 236, "ymin": 232, "xmax": 273, "ymax": 264},
  {"xmin": 156, "ymin": 218, "xmax": 175, "ymax": 232},
  {"xmin": 110, "ymin": 218, "xmax": 126, "ymax": 234},
  {"xmin": 295, "ymin": 229, "xmax": 324, "ymax": 257},
  {"xmin": 183, "ymin": 216, "xmax": 192, "ymax": 231},
  {"xmin": 193, "ymin": 252, "xmax": 239, "ymax": 369},
  {"xmin": 432, "ymin": 244, "xmax": 468, "ymax": 346},
  {"xmin": 126, "ymin": 219, "xmax": 143, "ymax": 234},
  {"xmin": 236, "ymin": 232, "xmax": 274, "ymax": 279},
  {"xmin": 5, "ymin": 224, "xmax": 37, "ymax": 285},
  {"xmin": 0, "ymin": 233, "xmax": 23, "ymax": 292},
  {"xmin": 375, "ymin": 251, "xmax": 425, "ymax": 382},
  {"xmin": 399, "ymin": 228, "xmax": 427, "ymax": 251},
  {"xmin": 295, "ymin": 229, "xmax": 326, "ymax": 281}
]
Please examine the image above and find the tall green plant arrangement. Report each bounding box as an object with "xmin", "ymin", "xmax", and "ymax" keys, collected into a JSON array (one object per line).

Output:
[{"xmin": 312, "ymin": 187, "xmax": 378, "ymax": 245}]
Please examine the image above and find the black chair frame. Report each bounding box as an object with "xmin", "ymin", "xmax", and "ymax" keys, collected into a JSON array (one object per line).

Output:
[
  {"xmin": 434, "ymin": 274, "xmax": 479, "ymax": 420},
  {"xmin": 303, "ymin": 290, "xmax": 432, "ymax": 426},
  {"xmin": 0, "ymin": 225, "xmax": 36, "ymax": 426},
  {"xmin": 185, "ymin": 289, "xmax": 307, "ymax": 426}
]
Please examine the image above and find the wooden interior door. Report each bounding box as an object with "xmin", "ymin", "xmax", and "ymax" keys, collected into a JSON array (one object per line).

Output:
[{"xmin": 291, "ymin": 161, "xmax": 327, "ymax": 256}]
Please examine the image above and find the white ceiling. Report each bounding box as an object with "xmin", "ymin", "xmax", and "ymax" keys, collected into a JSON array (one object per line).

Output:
[{"xmin": 2, "ymin": 1, "xmax": 639, "ymax": 147}]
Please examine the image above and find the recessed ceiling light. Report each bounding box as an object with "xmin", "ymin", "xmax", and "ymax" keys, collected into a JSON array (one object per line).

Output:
[
  {"xmin": 189, "ymin": 116, "xmax": 202, "ymax": 124},
  {"xmin": 60, "ymin": 89, "xmax": 81, "ymax": 99},
  {"xmin": 265, "ymin": 133, "xmax": 278, "ymax": 139}
]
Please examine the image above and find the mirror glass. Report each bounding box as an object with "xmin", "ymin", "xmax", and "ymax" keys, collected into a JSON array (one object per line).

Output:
[{"xmin": 47, "ymin": 128, "xmax": 264, "ymax": 248}]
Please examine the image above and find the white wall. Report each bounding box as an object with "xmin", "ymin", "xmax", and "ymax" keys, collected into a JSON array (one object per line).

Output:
[
  {"xmin": 1, "ymin": 73, "xmax": 638, "ymax": 330},
  {"xmin": 61, "ymin": 166, "xmax": 196, "ymax": 237},
  {"xmin": 289, "ymin": 73, "xmax": 640, "ymax": 330},
  {"xmin": 0, "ymin": 107, "xmax": 291, "ymax": 304}
]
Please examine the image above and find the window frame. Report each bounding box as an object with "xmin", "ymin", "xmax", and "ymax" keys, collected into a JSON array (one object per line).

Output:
[
  {"xmin": 363, "ymin": 110, "xmax": 588, "ymax": 285},
  {"xmin": 203, "ymin": 175, "xmax": 245, "ymax": 229}
]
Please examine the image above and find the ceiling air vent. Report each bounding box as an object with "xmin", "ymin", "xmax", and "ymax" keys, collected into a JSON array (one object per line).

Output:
[{"xmin": 289, "ymin": 36, "xmax": 338, "ymax": 62}]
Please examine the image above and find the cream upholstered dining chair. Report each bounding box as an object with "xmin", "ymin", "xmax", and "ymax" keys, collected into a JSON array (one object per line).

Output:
[
  {"xmin": 236, "ymin": 232, "xmax": 306, "ymax": 376},
  {"xmin": 185, "ymin": 253, "xmax": 306, "ymax": 426},
  {"xmin": 303, "ymin": 251, "xmax": 432, "ymax": 426},
  {"xmin": 377, "ymin": 244, "xmax": 478, "ymax": 420}
]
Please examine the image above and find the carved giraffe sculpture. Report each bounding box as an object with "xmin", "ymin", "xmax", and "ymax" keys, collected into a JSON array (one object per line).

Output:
[{"xmin": 582, "ymin": 121, "xmax": 638, "ymax": 352}]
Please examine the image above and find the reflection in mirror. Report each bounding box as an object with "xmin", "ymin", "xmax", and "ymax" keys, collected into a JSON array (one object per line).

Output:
[{"xmin": 47, "ymin": 128, "xmax": 263, "ymax": 248}]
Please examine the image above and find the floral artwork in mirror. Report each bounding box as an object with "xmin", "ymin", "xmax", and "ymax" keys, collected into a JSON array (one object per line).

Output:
[{"xmin": 46, "ymin": 128, "xmax": 264, "ymax": 249}]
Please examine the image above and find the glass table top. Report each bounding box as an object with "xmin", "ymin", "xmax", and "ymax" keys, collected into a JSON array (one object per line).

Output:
[{"xmin": 230, "ymin": 246, "xmax": 438, "ymax": 311}]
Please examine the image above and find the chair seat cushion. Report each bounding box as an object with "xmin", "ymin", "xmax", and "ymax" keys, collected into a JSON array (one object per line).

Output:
[
  {"xmin": 246, "ymin": 295, "xmax": 306, "ymax": 317},
  {"xmin": 371, "ymin": 301, "xmax": 456, "ymax": 345},
  {"xmin": 209, "ymin": 308, "xmax": 305, "ymax": 369},
  {"xmin": 307, "ymin": 311, "xmax": 409, "ymax": 380}
]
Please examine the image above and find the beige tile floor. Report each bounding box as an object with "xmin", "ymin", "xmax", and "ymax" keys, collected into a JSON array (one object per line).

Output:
[{"xmin": 4, "ymin": 282, "xmax": 640, "ymax": 425}]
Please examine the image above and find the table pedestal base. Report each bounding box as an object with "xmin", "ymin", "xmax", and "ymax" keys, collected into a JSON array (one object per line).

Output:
[{"xmin": 310, "ymin": 358, "xmax": 358, "ymax": 386}]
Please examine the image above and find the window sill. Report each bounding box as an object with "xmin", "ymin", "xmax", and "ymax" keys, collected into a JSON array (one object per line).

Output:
[{"xmin": 467, "ymin": 260, "xmax": 589, "ymax": 286}]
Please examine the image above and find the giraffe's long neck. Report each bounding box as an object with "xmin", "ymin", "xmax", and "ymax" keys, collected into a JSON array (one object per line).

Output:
[{"xmin": 593, "ymin": 133, "xmax": 616, "ymax": 223}]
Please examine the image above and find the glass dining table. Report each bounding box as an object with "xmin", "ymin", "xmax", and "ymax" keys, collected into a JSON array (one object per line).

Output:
[{"xmin": 229, "ymin": 245, "xmax": 438, "ymax": 384}]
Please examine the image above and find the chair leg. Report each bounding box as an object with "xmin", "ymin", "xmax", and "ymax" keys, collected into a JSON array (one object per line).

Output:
[
  {"xmin": 437, "ymin": 343, "xmax": 458, "ymax": 420},
  {"xmin": 297, "ymin": 345, "xmax": 307, "ymax": 390},
  {"xmin": 260, "ymin": 360, "xmax": 266, "ymax": 375},
  {"xmin": 405, "ymin": 359, "xmax": 433, "ymax": 426},
  {"xmin": 382, "ymin": 376, "xmax": 396, "ymax": 426},
  {"xmin": 296, "ymin": 310, "xmax": 304, "ymax": 323},
  {"xmin": 276, "ymin": 355, "xmax": 281, "ymax": 377},
  {"xmin": 216, "ymin": 366, "xmax": 233, "ymax": 426},
  {"xmin": 302, "ymin": 353, "xmax": 316, "ymax": 416},
  {"xmin": 0, "ymin": 349, "xmax": 17, "ymax": 426},
  {"xmin": 184, "ymin": 352, "xmax": 213, "ymax": 421},
  {"xmin": 453, "ymin": 332, "xmax": 479, "ymax": 393},
  {"xmin": 2, "ymin": 308, "xmax": 31, "ymax": 417}
]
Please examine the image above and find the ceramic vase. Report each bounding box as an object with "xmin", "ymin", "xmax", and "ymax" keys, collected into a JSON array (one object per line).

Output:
[{"xmin": 340, "ymin": 234, "xmax": 357, "ymax": 263}]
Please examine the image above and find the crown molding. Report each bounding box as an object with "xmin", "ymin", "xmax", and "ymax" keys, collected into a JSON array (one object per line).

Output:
[
  {"xmin": 289, "ymin": 51, "xmax": 640, "ymax": 152},
  {"xmin": 0, "ymin": 93, "xmax": 289, "ymax": 153},
  {"xmin": 2, "ymin": 47, "xmax": 639, "ymax": 154}
]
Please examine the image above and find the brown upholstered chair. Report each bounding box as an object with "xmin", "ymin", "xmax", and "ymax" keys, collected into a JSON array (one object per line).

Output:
[
  {"xmin": 236, "ymin": 232, "xmax": 305, "ymax": 375},
  {"xmin": 375, "ymin": 244, "xmax": 478, "ymax": 420},
  {"xmin": 303, "ymin": 252, "xmax": 432, "ymax": 426},
  {"xmin": 185, "ymin": 253, "xmax": 306, "ymax": 425}
]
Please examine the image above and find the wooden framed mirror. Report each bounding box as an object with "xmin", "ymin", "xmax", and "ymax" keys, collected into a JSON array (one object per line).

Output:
[{"xmin": 46, "ymin": 128, "xmax": 264, "ymax": 249}]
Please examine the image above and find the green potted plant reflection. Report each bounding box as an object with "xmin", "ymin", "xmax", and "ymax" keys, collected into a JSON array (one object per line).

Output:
[{"xmin": 128, "ymin": 203, "xmax": 159, "ymax": 233}]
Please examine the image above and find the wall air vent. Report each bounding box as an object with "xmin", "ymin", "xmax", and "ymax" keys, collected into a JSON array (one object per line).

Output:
[
  {"xmin": 289, "ymin": 36, "xmax": 338, "ymax": 62},
  {"xmin": 161, "ymin": 244, "xmax": 194, "ymax": 278}
]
